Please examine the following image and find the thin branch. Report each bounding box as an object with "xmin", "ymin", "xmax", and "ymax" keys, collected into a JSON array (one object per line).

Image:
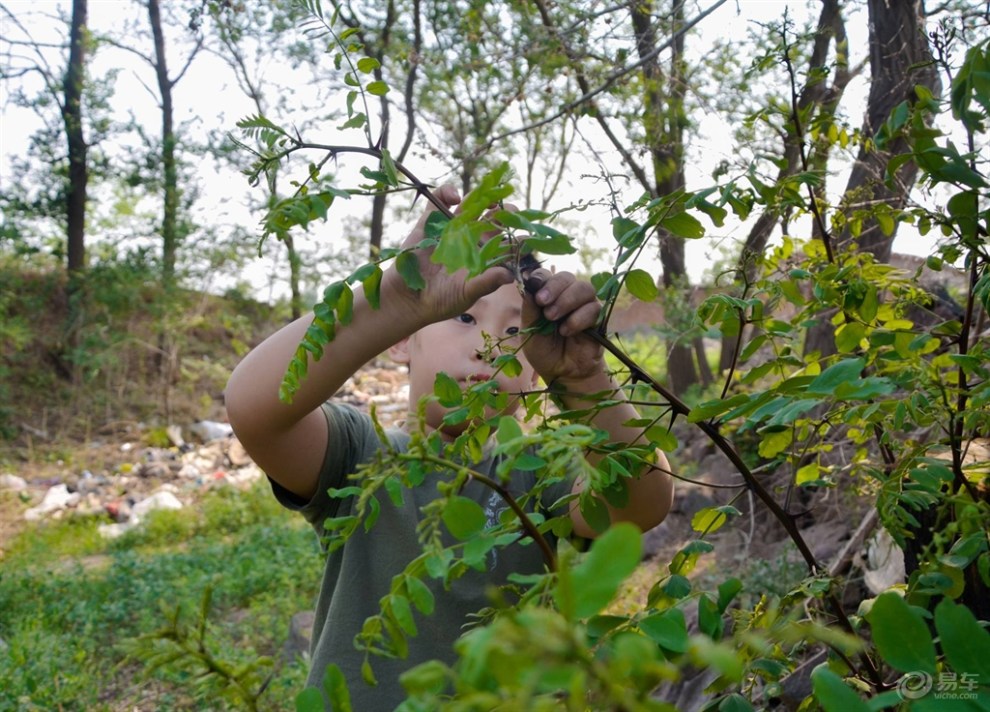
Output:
[{"xmin": 482, "ymin": 0, "xmax": 729, "ymax": 151}]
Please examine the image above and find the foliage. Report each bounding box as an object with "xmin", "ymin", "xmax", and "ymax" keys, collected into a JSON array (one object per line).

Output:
[
  {"xmin": 236, "ymin": 7, "xmax": 990, "ymax": 712},
  {"xmin": 0, "ymin": 483, "xmax": 318, "ymax": 711}
]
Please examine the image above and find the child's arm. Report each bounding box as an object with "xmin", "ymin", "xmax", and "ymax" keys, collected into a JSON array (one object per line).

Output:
[
  {"xmin": 521, "ymin": 269, "xmax": 675, "ymax": 538},
  {"xmin": 225, "ymin": 186, "xmax": 514, "ymax": 499}
]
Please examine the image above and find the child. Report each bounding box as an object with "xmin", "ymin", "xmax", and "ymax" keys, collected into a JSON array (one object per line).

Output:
[{"xmin": 225, "ymin": 185, "xmax": 674, "ymax": 708}]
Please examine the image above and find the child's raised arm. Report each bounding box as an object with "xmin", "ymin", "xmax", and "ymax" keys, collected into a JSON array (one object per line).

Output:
[
  {"xmin": 520, "ymin": 269, "xmax": 675, "ymax": 538},
  {"xmin": 224, "ymin": 186, "xmax": 514, "ymax": 498}
]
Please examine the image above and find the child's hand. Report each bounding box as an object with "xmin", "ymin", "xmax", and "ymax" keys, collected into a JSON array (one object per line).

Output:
[
  {"xmin": 521, "ymin": 269, "xmax": 605, "ymax": 387},
  {"xmin": 382, "ymin": 185, "xmax": 515, "ymax": 326}
]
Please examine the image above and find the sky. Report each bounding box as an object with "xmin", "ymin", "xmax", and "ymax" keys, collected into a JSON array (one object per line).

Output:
[{"xmin": 0, "ymin": 0, "xmax": 951, "ymax": 302}]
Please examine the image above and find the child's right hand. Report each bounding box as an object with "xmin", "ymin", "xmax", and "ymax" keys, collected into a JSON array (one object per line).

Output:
[{"xmin": 382, "ymin": 185, "xmax": 516, "ymax": 326}]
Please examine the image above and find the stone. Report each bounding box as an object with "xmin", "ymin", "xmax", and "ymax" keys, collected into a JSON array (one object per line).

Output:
[
  {"xmin": 166, "ymin": 424, "xmax": 185, "ymax": 447},
  {"xmin": 189, "ymin": 420, "xmax": 233, "ymax": 443},
  {"xmin": 139, "ymin": 462, "xmax": 172, "ymax": 479},
  {"xmin": 24, "ymin": 484, "xmax": 80, "ymax": 521},
  {"xmin": 862, "ymin": 528, "xmax": 905, "ymax": 594},
  {"xmin": 226, "ymin": 438, "xmax": 252, "ymax": 467},
  {"xmin": 284, "ymin": 610, "xmax": 315, "ymax": 661},
  {"xmin": 0, "ymin": 474, "xmax": 27, "ymax": 491},
  {"xmin": 131, "ymin": 490, "xmax": 183, "ymax": 523}
]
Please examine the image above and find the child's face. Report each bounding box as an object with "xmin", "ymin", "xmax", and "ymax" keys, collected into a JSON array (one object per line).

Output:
[{"xmin": 392, "ymin": 282, "xmax": 538, "ymax": 437}]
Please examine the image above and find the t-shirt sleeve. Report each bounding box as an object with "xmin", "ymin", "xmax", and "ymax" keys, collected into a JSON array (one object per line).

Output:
[{"xmin": 268, "ymin": 402, "xmax": 383, "ymax": 530}]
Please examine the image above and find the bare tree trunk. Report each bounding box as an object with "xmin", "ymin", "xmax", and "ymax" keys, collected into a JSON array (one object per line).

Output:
[
  {"xmin": 632, "ymin": 0, "xmax": 698, "ymax": 395},
  {"xmin": 834, "ymin": 0, "xmax": 940, "ymax": 262},
  {"xmin": 804, "ymin": 0, "xmax": 940, "ymax": 357},
  {"xmin": 63, "ymin": 0, "xmax": 87, "ymax": 279},
  {"xmin": 718, "ymin": 0, "xmax": 852, "ymax": 372},
  {"xmin": 148, "ymin": 0, "xmax": 178, "ymax": 289}
]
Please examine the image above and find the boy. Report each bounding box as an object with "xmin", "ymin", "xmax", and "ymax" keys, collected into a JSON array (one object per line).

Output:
[{"xmin": 225, "ymin": 185, "xmax": 674, "ymax": 708}]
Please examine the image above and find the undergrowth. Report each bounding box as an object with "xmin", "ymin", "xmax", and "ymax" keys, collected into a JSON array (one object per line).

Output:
[{"xmin": 0, "ymin": 482, "xmax": 321, "ymax": 711}]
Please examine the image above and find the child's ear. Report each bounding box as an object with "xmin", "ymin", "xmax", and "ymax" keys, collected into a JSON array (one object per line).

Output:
[{"xmin": 389, "ymin": 338, "xmax": 411, "ymax": 365}]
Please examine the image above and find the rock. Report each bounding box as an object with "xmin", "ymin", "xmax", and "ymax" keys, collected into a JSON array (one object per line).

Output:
[
  {"xmin": 177, "ymin": 464, "xmax": 201, "ymax": 479},
  {"xmin": 861, "ymin": 528, "xmax": 905, "ymax": 594},
  {"xmin": 0, "ymin": 474, "xmax": 27, "ymax": 491},
  {"xmin": 105, "ymin": 499, "xmax": 134, "ymax": 523},
  {"xmin": 24, "ymin": 484, "xmax": 81, "ymax": 521},
  {"xmin": 226, "ymin": 438, "xmax": 252, "ymax": 467},
  {"xmin": 189, "ymin": 420, "xmax": 233, "ymax": 443},
  {"xmin": 284, "ymin": 610, "xmax": 315, "ymax": 661},
  {"xmin": 227, "ymin": 465, "xmax": 263, "ymax": 486},
  {"xmin": 131, "ymin": 490, "xmax": 183, "ymax": 523},
  {"xmin": 98, "ymin": 490, "xmax": 183, "ymax": 539},
  {"xmin": 166, "ymin": 424, "xmax": 185, "ymax": 447},
  {"xmin": 97, "ymin": 522, "xmax": 131, "ymax": 540},
  {"xmin": 139, "ymin": 462, "xmax": 172, "ymax": 479}
]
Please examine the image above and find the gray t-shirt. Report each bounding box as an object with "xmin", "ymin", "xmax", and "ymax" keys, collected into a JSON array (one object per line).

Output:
[{"xmin": 271, "ymin": 402, "xmax": 574, "ymax": 710}]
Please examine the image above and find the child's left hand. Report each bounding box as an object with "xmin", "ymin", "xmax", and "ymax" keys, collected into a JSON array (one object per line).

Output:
[{"xmin": 521, "ymin": 269, "xmax": 605, "ymax": 387}]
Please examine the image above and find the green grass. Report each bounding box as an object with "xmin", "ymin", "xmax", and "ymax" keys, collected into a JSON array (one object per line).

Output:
[{"xmin": 0, "ymin": 482, "xmax": 322, "ymax": 711}]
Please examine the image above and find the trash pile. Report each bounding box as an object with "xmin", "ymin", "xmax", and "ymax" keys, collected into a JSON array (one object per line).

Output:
[
  {"xmin": 0, "ymin": 361, "xmax": 411, "ymax": 542},
  {"xmin": 0, "ymin": 420, "xmax": 263, "ymax": 539}
]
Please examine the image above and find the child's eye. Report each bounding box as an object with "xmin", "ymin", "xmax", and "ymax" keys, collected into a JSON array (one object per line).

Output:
[
  {"xmin": 506, "ymin": 326, "xmax": 520, "ymax": 336},
  {"xmin": 455, "ymin": 314, "xmax": 476, "ymax": 325}
]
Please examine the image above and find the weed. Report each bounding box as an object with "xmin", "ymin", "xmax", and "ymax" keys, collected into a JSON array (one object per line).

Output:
[{"xmin": 0, "ymin": 483, "xmax": 322, "ymax": 710}]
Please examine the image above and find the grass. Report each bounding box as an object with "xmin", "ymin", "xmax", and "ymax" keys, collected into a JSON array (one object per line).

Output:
[{"xmin": 0, "ymin": 482, "xmax": 322, "ymax": 711}]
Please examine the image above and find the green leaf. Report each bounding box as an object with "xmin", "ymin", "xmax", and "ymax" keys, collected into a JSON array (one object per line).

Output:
[
  {"xmin": 495, "ymin": 415, "xmax": 523, "ymax": 445},
  {"xmin": 561, "ymin": 523, "xmax": 642, "ymax": 620},
  {"xmin": 356, "ymin": 57, "xmax": 381, "ymax": 73},
  {"xmin": 433, "ymin": 372, "xmax": 462, "ymax": 407},
  {"xmin": 660, "ymin": 211, "xmax": 705, "ymax": 238},
  {"xmin": 295, "ymin": 687, "xmax": 323, "ymax": 712},
  {"xmin": 940, "ymin": 532, "xmax": 988, "ymax": 569},
  {"xmin": 396, "ymin": 251, "xmax": 426, "ymax": 291},
  {"xmin": 388, "ymin": 593, "xmax": 417, "ymax": 636},
  {"xmin": 810, "ymin": 667, "xmax": 871, "ymax": 712},
  {"xmin": 578, "ymin": 491, "xmax": 611, "ymax": 534},
  {"xmin": 687, "ymin": 393, "xmax": 751, "ymax": 423},
  {"xmin": 698, "ymin": 593, "xmax": 724, "ymax": 638},
  {"xmin": 362, "ymin": 266, "xmax": 382, "ymax": 310},
  {"xmin": 441, "ymin": 496, "xmax": 487, "ymax": 540},
  {"xmin": 758, "ymin": 428, "xmax": 792, "ymax": 458},
  {"xmin": 806, "ymin": 358, "xmax": 865, "ymax": 396},
  {"xmin": 718, "ymin": 692, "xmax": 754, "ymax": 712},
  {"xmin": 639, "ymin": 608, "xmax": 688, "ymax": 653},
  {"xmin": 691, "ymin": 506, "xmax": 731, "ymax": 534},
  {"xmin": 934, "ymin": 598, "xmax": 990, "ymax": 679},
  {"xmin": 866, "ymin": 592, "xmax": 937, "ymax": 674},
  {"xmin": 645, "ymin": 426, "xmax": 677, "ymax": 452},
  {"xmin": 366, "ymin": 80, "xmax": 389, "ymax": 96},
  {"xmin": 625, "ymin": 269, "xmax": 659, "ymax": 301},
  {"xmin": 612, "ymin": 217, "xmax": 642, "ymax": 246},
  {"xmin": 424, "ymin": 211, "xmax": 449, "ymax": 240},
  {"xmin": 432, "ymin": 221, "xmax": 481, "ymax": 275},
  {"xmin": 380, "ymin": 149, "xmax": 400, "ymax": 187},
  {"xmin": 399, "ymin": 659, "xmax": 449, "ymax": 696},
  {"xmin": 321, "ymin": 664, "xmax": 353, "ymax": 712},
  {"xmin": 835, "ymin": 322, "xmax": 866, "ymax": 353}
]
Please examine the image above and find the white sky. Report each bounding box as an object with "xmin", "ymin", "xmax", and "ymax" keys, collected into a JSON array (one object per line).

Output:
[{"xmin": 0, "ymin": 0, "xmax": 951, "ymax": 301}]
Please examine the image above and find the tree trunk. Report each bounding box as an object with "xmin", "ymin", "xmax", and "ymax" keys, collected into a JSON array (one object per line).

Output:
[
  {"xmin": 834, "ymin": 0, "xmax": 940, "ymax": 262},
  {"xmin": 63, "ymin": 0, "xmax": 87, "ymax": 279},
  {"xmin": 804, "ymin": 0, "xmax": 940, "ymax": 358},
  {"xmin": 718, "ymin": 0, "xmax": 848, "ymax": 373},
  {"xmin": 632, "ymin": 0, "xmax": 697, "ymax": 395},
  {"xmin": 148, "ymin": 0, "xmax": 178, "ymax": 289}
]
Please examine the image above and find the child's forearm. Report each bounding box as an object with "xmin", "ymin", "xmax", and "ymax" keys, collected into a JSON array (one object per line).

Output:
[
  {"xmin": 225, "ymin": 275, "xmax": 428, "ymax": 496},
  {"xmin": 555, "ymin": 370, "xmax": 675, "ymax": 537}
]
